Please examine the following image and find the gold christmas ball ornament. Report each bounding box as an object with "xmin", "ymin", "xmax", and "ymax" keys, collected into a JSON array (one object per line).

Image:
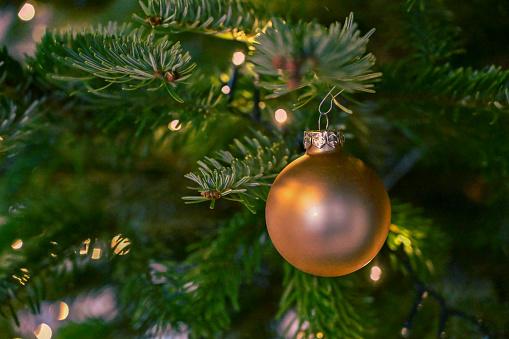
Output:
[{"xmin": 265, "ymin": 130, "xmax": 391, "ymax": 277}]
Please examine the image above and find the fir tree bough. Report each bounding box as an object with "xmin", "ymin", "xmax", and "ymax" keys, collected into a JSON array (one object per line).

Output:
[
  {"xmin": 48, "ymin": 23, "xmax": 196, "ymax": 101},
  {"xmin": 183, "ymin": 131, "xmax": 292, "ymax": 212}
]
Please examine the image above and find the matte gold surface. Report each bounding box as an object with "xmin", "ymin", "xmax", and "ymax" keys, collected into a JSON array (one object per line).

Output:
[{"xmin": 265, "ymin": 145, "xmax": 391, "ymax": 277}]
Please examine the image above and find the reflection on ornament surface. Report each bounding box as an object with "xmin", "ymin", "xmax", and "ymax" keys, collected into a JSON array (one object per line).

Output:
[{"xmin": 266, "ymin": 130, "xmax": 390, "ymax": 276}]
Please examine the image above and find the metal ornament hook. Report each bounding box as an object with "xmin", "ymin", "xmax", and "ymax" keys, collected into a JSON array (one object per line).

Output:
[{"xmin": 318, "ymin": 86, "xmax": 344, "ymax": 131}]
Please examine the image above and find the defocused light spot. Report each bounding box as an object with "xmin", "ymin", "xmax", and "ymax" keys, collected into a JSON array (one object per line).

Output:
[
  {"xmin": 316, "ymin": 332, "xmax": 324, "ymax": 339},
  {"xmin": 18, "ymin": 3, "xmax": 35, "ymax": 21},
  {"xmin": 91, "ymin": 247, "xmax": 102, "ymax": 259},
  {"xmin": 12, "ymin": 239, "xmax": 23, "ymax": 250},
  {"xmin": 8, "ymin": 204, "xmax": 24, "ymax": 214},
  {"xmin": 259, "ymin": 102, "xmax": 266, "ymax": 109},
  {"xmin": 80, "ymin": 238, "xmax": 90, "ymax": 255},
  {"xmin": 0, "ymin": 136, "xmax": 3, "ymax": 141},
  {"xmin": 370, "ymin": 265, "xmax": 382, "ymax": 281},
  {"xmin": 111, "ymin": 234, "xmax": 131, "ymax": 255},
  {"xmin": 232, "ymin": 51, "xmax": 246, "ymax": 66},
  {"xmin": 275, "ymin": 109, "xmax": 287, "ymax": 123},
  {"xmin": 183, "ymin": 281, "xmax": 198, "ymax": 292},
  {"xmin": 220, "ymin": 73, "xmax": 230, "ymax": 83},
  {"xmin": 20, "ymin": 268, "xmax": 28, "ymax": 273},
  {"xmin": 57, "ymin": 302, "xmax": 69, "ymax": 320},
  {"xmin": 168, "ymin": 120, "xmax": 181, "ymax": 131},
  {"xmin": 221, "ymin": 85, "xmax": 231, "ymax": 94},
  {"xmin": 401, "ymin": 327, "xmax": 408, "ymax": 337},
  {"xmin": 12, "ymin": 275, "xmax": 25, "ymax": 285},
  {"xmin": 34, "ymin": 323, "xmax": 52, "ymax": 339},
  {"xmin": 422, "ymin": 291, "xmax": 429, "ymax": 299},
  {"xmin": 50, "ymin": 253, "xmax": 57, "ymax": 257},
  {"xmin": 50, "ymin": 301, "xmax": 68, "ymax": 320}
]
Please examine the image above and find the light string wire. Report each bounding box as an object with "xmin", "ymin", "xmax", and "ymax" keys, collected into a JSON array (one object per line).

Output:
[{"xmin": 383, "ymin": 245, "xmax": 493, "ymax": 338}]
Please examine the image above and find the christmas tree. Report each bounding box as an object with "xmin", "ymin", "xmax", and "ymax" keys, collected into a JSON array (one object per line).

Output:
[{"xmin": 1, "ymin": 0, "xmax": 508, "ymax": 338}]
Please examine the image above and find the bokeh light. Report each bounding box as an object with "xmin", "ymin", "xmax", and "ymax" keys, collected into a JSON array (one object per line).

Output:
[
  {"xmin": 221, "ymin": 85, "xmax": 231, "ymax": 94},
  {"xmin": 56, "ymin": 302, "xmax": 69, "ymax": 320},
  {"xmin": 370, "ymin": 265, "xmax": 382, "ymax": 281},
  {"xmin": 34, "ymin": 323, "xmax": 52, "ymax": 339},
  {"xmin": 18, "ymin": 3, "xmax": 35, "ymax": 21},
  {"xmin": 111, "ymin": 234, "xmax": 131, "ymax": 255},
  {"xmin": 12, "ymin": 239, "xmax": 23, "ymax": 250},
  {"xmin": 91, "ymin": 247, "xmax": 102, "ymax": 259},
  {"xmin": 168, "ymin": 120, "xmax": 182, "ymax": 131},
  {"xmin": 220, "ymin": 73, "xmax": 230, "ymax": 83},
  {"xmin": 232, "ymin": 51, "xmax": 246, "ymax": 66},
  {"xmin": 275, "ymin": 109, "xmax": 288, "ymax": 123},
  {"xmin": 80, "ymin": 239, "xmax": 90, "ymax": 255}
]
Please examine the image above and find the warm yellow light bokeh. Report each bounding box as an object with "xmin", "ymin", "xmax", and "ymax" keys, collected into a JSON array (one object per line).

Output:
[
  {"xmin": 12, "ymin": 239, "xmax": 23, "ymax": 250},
  {"xmin": 111, "ymin": 234, "xmax": 131, "ymax": 255},
  {"xmin": 370, "ymin": 265, "xmax": 382, "ymax": 281},
  {"xmin": 221, "ymin": 85, "xmax": 231, "ymax": 94},
  {"xmin": 80, "ymin": 239, "xmax": 90, "ymax": 255},
  {"xmin": 18, "ymin": 3, "xmax": 35, "ymax": 21},
  {"xmin": 232, "ymin": 51, "xmax": 246, "ymax": 66},
  {"xmin": 274, "ymin": 109, "xmax": 288, "ymax": 123},
  {"xmin": 91, "ymin": 247, "xmax": 102, "ymax": 259},
  {"xmin": 58, "ymin": 302, "xmax": 69, "ymax": 320},
  {"xmin": 168, "ymin": 120, "xmax": 182, "ymax": 131},
  {"xmin": 34, "ymin": 323, "xmax": 52, "ymax": 339}
]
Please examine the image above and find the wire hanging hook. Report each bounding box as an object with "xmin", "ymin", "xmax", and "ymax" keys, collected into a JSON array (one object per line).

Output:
[{"xmin": 318, "ymin": 86, "xmax": 344, "ymax": 131}]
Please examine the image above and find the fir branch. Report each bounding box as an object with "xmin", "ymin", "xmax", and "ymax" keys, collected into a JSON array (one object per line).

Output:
[
  {"xmin": 278, "ymin": 264, "xmax": 364, "ymax": 338},
  {"xmin": 0, "ymin": 99, "xmax": 40, "ymax": 159},
  {"xmin": 250, "ymin": 14, "xmax": 381, "ymax": 107},
  {"xmin": 405, "ymin": 4, "xmax": 463, "ymax": 65},
  {"xmin": 386, "ymin": 202, "xmax": 493, "ymax": 337},
  {"xmin": 415, "ymin": 64, "xmax": 509, "ymax": 113},
  {"xmin": 383, "ymin": 63, "xmax": 509, "ymax": 114},
  {"xmin": 47, "ymin": 23, "xmax": 195, "ymax": 101},
  {"xmin": 385, "ymin": 246, "xmax": 493, "ymax": 338},
  {"xmin": 0, "ymin": 188, "xmax": 117, "ymax": 328},
  {"xmin": 179, "ymin": 210, "xmax": 265, "ymax": 336},
  {"xmin": 119, "ymin": 209, "xmax": 266, "ymax": 337},
  {"xmin": 386, "ymin": 202, "xmax": 446, "ymax": 279},
  {"xmin": 182, "ymin": 131, "xmax": 292, "ymax": 213},
  {"xmin": 134, "ymin": 0, "xmax": 268, "ymax": 41}
]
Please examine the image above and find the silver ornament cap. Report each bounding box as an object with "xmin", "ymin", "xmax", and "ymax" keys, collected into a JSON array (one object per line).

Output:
[{"xmin": 303, "ymin": 130, "xmax": 345, "ymax": 154}]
